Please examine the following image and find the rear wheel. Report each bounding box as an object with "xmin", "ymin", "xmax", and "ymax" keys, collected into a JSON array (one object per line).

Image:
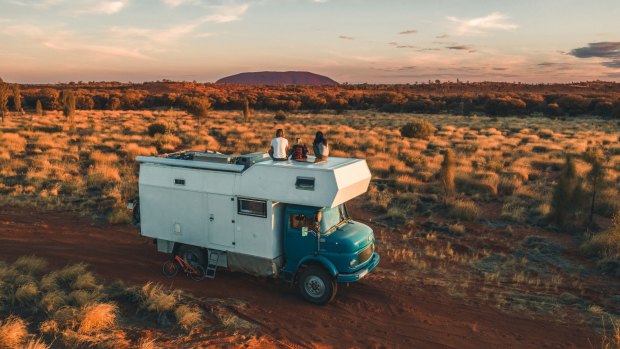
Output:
[
  {"xmin": 298, "ymin": 266, "xmax": 337, "ymax": 305},
  {"xmin": 188, "ymin": 264, "xmax": 206, "ymax": 281},
  {"xmin": 177, "ymin": 245, "xmax": 206, "ymax": 267},
  {"xmin": 162, "ymin": 260, "xmax": 179, "ymax": 278}
]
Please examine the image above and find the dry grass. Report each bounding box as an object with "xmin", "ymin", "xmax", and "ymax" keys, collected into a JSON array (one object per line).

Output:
[
  {"xmin": 175, "ymin": 304, "xmax": 202, "ymax": 330},
  {"xmin": 77, "ymin": 303, "xmax": 117, "ymax": 334},
  {"xmin": 0, "ymin": 257, "xmax": 251, "ymax": 348},
  {"xmin": 449, "ymin": 199, "xmax": 481, "ymax": 221},
  {"xmin": 12, "ymin": 255, "xmax": 48, "ymax": 275},
  {"xmin": 140, "ymin": 282, "xmax": 179, "ymax": 313},
  {"xmin": 0, "ymin": 315, "xmax": 29, "ymax": 349}
]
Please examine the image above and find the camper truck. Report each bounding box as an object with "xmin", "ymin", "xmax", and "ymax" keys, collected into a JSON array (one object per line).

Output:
[{"xmin": 136, "ymin": 151, "xmax": 380, "ymax": 304}]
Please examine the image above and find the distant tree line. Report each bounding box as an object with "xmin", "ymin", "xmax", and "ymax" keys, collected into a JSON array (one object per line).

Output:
[{"xmin": 3, "ymin": 80, "xmax": 620, "ymax": 118}]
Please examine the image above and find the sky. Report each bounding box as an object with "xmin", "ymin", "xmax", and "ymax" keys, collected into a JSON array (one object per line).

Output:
[{"xmin": 1, "ymin": 0, "xmax": 620, "ymax": 84}]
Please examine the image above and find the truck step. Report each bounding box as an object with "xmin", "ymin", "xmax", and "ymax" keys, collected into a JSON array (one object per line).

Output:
[{"xmin": 206, "ymin": 250, "xmax": 223, "ymax": 279}]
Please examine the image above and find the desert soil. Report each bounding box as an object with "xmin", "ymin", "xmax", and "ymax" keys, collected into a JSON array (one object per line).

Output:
[{"xmin": 0, "ymin": 204, "xmax": 598, "ymax": 349}]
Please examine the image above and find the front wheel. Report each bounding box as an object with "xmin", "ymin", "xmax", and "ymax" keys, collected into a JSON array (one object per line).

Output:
[
  {"xmin": 298, "ymin": 266, "xmax": 337, "ymax": 305},
  {"xmin": 162, "ymin": 260, "xmax": 179, "ymax": 278}
]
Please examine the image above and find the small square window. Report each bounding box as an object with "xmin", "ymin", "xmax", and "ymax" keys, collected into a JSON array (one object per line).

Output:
[
  {"xmin": 295, "ymin": 177, "xmax": 315, "ymax": 190},
  {"xmin": 238, "ymin": 199, "xmax": 267, "ymax": 218},
  {"xmin": 174, "ymin": 178, "xmax": 185, "ymax": 185}
]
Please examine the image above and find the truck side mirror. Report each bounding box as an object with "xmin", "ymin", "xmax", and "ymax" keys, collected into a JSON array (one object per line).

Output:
[{"xmin": 301, "ymin": 226, "xmax": 308, "ymax": 237}]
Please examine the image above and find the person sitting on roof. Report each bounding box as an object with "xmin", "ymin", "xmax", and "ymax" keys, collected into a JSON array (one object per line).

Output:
[
  {"xmin": 312, "ymin": 131, "xmax": 329, "ymax": 161},
  {"xmin": 290, "ymin": 137, "xmax": 308, "ymax": 161},
  {"xmin": 269, "ymin": 128, "xmax": 289, "ymax": 161}
]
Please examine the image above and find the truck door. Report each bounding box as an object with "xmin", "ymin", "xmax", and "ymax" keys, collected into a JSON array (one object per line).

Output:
[
  {"xmin": 207, "ymin": 194, "xmax": 236, "ymax": 248},
  {"xmin": 285, "ymin": 212, "xmax": 318, "ymax": 269}
]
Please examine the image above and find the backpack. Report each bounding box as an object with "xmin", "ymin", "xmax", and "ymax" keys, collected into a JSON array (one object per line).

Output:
[{"xmin": 292, "ymin": 145, "xmax": 305, "ymax": 160}]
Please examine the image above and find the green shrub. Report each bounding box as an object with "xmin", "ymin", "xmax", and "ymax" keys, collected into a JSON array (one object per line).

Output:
[
  {"xmin": 147, "ymin": 122, "xmax": 169, "ymax": 137},
  {"xmin": 400, "ymin": 120, "xmax": 435, "ymax": 139},
  {"xmin": 449, "ymin": 199, "xmax": 481, "ymax": 221}
]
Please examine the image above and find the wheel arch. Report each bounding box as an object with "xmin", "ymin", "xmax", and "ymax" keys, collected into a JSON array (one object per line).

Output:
[{"xmin": 295, "ymin": 255, "xmax": 338, "ymax": 282}]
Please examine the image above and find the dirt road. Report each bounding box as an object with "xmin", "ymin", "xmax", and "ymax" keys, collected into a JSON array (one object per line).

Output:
[{"xmin": 0, "ymin": 206, "xmax": 597, "ymax": 348}]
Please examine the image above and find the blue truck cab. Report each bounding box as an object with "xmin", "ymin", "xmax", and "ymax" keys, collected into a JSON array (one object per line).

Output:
[{"xmin": 281, "ymin": 203, "xmax": 380, "ymax": 304}]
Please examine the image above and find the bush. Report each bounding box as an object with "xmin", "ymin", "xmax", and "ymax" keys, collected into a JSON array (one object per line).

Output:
[
  {"xmin": 400, "ymin": 120, "xmax": 435, "ymax": 140},
  {"xmin": 77, "ymin": 303, "xmax": 117, "ymax": 334},
  {"xmin": 0, "ymin": 315, "xmax": 29, "ymax": 349},
  {"xmin": 449, "ymin": 199, "xmax": 481, "ymax": 221},
  {"xmin": 274, "ymin": 110, "xmax": 287, "ymax": 121},
  {"xmin": 175, "ymin": 305, "xmax": 202, "ymax": 330},
  {"xmin": 581, "ymin": 211, "xmax": 620, "ymax": 258},
  {"xmin": 147, "ymin": 122, "xmax": 170, "ymax": 137}
]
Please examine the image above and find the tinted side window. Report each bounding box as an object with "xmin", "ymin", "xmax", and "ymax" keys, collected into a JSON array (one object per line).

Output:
[{"xmin": 238, "ymin": 199, "xmax": 267, "ymax": 218}]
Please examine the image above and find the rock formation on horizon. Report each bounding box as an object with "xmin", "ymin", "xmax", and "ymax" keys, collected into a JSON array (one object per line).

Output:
[{"xmin": 216, "ymin": 71, "xmax": 338, "ymax": 86}]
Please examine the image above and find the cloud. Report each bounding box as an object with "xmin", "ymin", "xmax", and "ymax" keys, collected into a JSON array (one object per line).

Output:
[
  {"xmin": 110, "ymin": 18, "xmax": 210, "ymax": 45},
  {"xmin": 602, "ymin": 60, "xmax": 620, "ymax": 68},
  {"xmin": 493, "ymin": 67, "xmax": 507, "ymax": 71},
  {"xmin": 44, "ymin": 41, "xmax": 152, "ymax": 59},
  {"xmin": 388, "ymin": 42, "xmax": 414, "ymax": 49},
  {"xmin": 448, "ymin": 12, "xmax": 517, "ymax": 35},
  {"xmin": 338, "ymin": 35, "xmax": 354, "ymax": 40},
  {"xmin": 569, "ymin": 42, "xmax": 620, "ymax": 58},
  {"xmin": 162, "ymin": 0, "xmax": 201, "ymax": 7},
  {"xmin": 436, "ymin": 34, "xmax": 449, "ymax": 39},
  {"xmin": 399, "ymin": 29, "xmax": 417, "ymax": 35},
  {"xmin": 76, "ymin": 0, "xmax": 129, "ymax": 14},
  {"xmin": 446, "ymin": 45, "xmax": 473, "ymax": 50},
  {"xmin": 206, "ymin": 3, "xmax": 249, "ymax": 23},
  {"xmin": 568, "ymin": 42, "xmax": 620, "ymax": 69},
  {"xmin": 162, "ymin": 0, "xmax": 194, "ymax": 7},
  {"xmin": 9, "ymin": 0, "xmax": 129, "ymax": 14}
]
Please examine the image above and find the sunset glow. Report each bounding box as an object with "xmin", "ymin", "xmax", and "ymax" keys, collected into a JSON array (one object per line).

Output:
[{"xmin": 1, "ymin": 0, "xmax": 620, "ymax": 83}]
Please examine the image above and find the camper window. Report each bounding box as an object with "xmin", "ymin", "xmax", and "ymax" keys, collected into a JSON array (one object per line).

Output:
[{"xmin": 237, "ymin": 199, "xmax": 267, "ymax": 218}]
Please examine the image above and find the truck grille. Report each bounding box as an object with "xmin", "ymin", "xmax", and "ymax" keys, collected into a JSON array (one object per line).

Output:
[{"xmin": 357, "ymin": 243, "xmax": 374, "ymax": 264}]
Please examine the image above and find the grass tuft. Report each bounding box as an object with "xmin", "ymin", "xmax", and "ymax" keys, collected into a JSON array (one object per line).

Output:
[
  {"xmin": 0, "ymin": 315, "xmax": 29, "ymax": 349},
  {"xmin": 12, "ymin": 255, "xmax": 48, "ymax": 275},
  {"xmin": 449, "ymin": 199, "xmax": 481, "ymax": 221},
  {"xmin": 140, "ymin": 282, "xmax": 179, "ymax": 313},
  {"xmin": 175, "ymin": 304, "xmax": 202, "ymax": 330},
  {"xmin": 77, "ymin": 303, "xmax": 118, "ymax": 334}
]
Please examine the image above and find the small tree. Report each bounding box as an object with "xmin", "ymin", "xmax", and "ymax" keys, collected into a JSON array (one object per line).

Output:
[
  {"xmin": 0, "ymin": 78, "xmax": 9, "ymax": 122},
  {"xmin": 548, "ymin": 156, "xmax": 586, "ymax": 229},
  {"xmin": 108, "ymin": 97, "xmax": 121, "ymax": 111},
  {"xmin": 35, "ymin": 99, "xmax": 43, "ymax": 117},
  {"xmin": 62, "ymin": 90, "xmax": 76, "ymax": 130},
  {"xmin": 274, "ymin": 110, "xmax": 287, "ymax": 121},
  {"xmin": 243, "ymin": 96, "xmax": 251, "ymax": 123},
  {"xmin": 439, "ymin": 148, "xmax": 456, "ymax": 206},
  {"xmin": 584, "ymin": 147, "xmax": 607, "ymax": 226},
  {"xmin": 185, "ymin": 97, "xmax": 211, "ymax": 130},
  {"xmin": 12, "ymin": 85, "xmax": 21, "ymax": 113},
  {"xmin": 400, "ymin": 120, "xmax": 435, "ymax": 140}
]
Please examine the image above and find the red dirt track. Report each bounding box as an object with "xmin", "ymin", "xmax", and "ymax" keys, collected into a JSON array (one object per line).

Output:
[{"xmin": 0, "ymin": 206, "xmax": 597, "ymax": 348}]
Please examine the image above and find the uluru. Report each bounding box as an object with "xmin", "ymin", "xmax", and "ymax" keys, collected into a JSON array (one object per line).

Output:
[{"xmin": 216, "ymin": 71, "xmax": 338, "ymax": 86}]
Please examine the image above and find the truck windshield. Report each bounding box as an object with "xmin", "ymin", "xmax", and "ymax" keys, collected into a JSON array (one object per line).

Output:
[{"xmin": 319, "ymin": 204, "xmax": 349, "ymax": 234}]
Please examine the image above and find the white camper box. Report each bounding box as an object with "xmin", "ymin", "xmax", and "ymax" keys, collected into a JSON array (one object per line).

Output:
[{"xmin": 137, "ymin": 152, "xmax": 371, "ymax": 277}]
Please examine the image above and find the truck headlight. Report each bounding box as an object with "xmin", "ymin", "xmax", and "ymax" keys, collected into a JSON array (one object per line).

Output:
[{"xmin": 349, "ymin": 259, "xmax": 358, "ymax": 267}]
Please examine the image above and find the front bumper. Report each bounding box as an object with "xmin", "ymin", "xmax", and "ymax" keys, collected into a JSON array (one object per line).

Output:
[{"xmin": 336, "ymin": 252, "xmax": 380, "ymax": 283}]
